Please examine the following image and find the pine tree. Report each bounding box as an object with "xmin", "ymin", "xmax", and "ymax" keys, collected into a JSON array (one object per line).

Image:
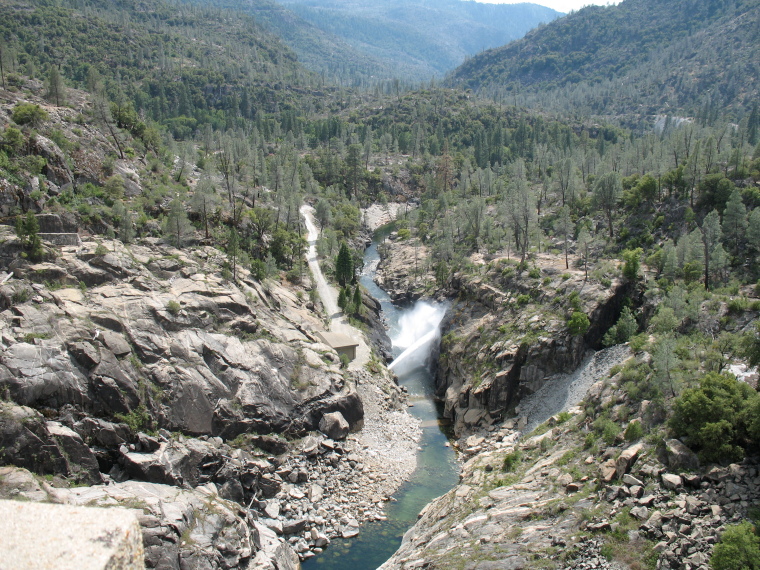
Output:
[
  {"xmin": 554, "ymin": 205, "xmax": 572, "ymax": 269},
  {"xmin": 701, "ymin": 210, "xmax": 722, "ymax": 290},
  {"xmin": 593, "ymin": 172, "xmax": 621, "ymax": 238},
  {"xmin": 163, "ymin": 199, "xmax": 192, "ymax": 249},
  {"xmin": 352, "ymin": 284, "xmax": 362, "ymax": 315},
  {"xmin": 335, "ymin": 243, "xmax": 353, "ymax": 287},
  {"xmin": 45, "ymin": 66, "xmax": 65, "ymax": 107},
  {"xmin": 722, "ymin": 188, "xmax": 747, "ymax": 254},
  {"xmin": 337, "ymin": 287, "xmax": 347, "ymax": 312}
]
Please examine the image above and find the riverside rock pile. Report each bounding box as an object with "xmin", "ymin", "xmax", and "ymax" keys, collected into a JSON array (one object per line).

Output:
[{"xmin": 381, "ymin": 366, "xmax": 760, "ymax": 570}]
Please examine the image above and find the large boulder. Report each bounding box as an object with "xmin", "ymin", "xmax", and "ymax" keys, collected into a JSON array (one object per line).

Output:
[
  {"xmin": 664, "ymin": 439, "xmax": 699, "ymax": 471},
  {"xmin": 319, "ymin": 412, "xmax": 350, "ymax": 440},
  {"xmin": 0, "ymin": 403, "xmax": 102, "ymax": 484},
  {"xmin": 120, "ymin": 438, "xmax": 225, "ymax": 487}
]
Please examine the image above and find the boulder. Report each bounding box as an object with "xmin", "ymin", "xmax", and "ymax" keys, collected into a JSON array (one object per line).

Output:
[
  {"xmin": 319, "ymin": 411, "xmax": 350, "ymax": 440},
  {"xmin": 664, "ymin": 439, "xmax": 699, "ymax": 471},
  {"xmin": 615, "ymin": 442, "xmax": 644, "ymax": 479},
  {"xmin": 45, "ymin": 421, "xmax": 102, "ymax": 485},
  {"xmin": 0, "ymin": 403, "xmax": 101, "ymax": 484},
  {"xmin": 661, "ymin": 473, "xmax": 682, "ymax": 490},
  {"xmin": 75, "ymin": 417, "xmax": 130, "ymax": 447},
  {"xmin": 600, "ymin": 459, "xmax": 617, "ymax": 483},
  {"xmin": 120, "ymin": 438, "xmax": 224, "ymax": 487}
]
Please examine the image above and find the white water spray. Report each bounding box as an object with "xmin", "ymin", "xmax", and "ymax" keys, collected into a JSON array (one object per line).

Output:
[{"xmin": 388, "ymin": 301, "xmax": 447, "ymax": 372}]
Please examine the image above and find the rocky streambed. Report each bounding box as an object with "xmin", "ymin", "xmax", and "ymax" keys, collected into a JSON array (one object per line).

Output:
[{"xmin": 0, "ymin": 219, "xmax": 426, "ymax": 569}]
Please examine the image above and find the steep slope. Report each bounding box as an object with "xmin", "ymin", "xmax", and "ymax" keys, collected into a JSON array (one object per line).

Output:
[
  {"xmin": 447, "ymin": 0, "xmax": 760, "ymax": 118},
  {"xmin": 183, "ymin": 0, "xmax": 398, "ymax": 86},
  {"xmin": 0, "ymin": 0, "xmax": 325, "ymax": 138},
  {"xmin": 271, "ymin": 0, "xmax": 562, "ymax": 81}
]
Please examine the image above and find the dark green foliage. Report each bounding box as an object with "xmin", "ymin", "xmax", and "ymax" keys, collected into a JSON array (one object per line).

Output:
[
  {"xmin": 447, "ymin": 0, "xmax": 760, "ymax": 117},
  {"xmin": 624, "ymin": 420, "xmax": 644, "ymax": 442},
  {"xmin": 622, "ymin": 248, "xmax": 642, "ymax": 281},
  {"xmin": 15, "ymin": 211, "xmax": 43, "ymax": 261},
  {"xmin": 743, "ymin": 323, "xmax": 760, "ymax": 369},
  {"xmin": 669, "ymin": 372, "xmax": 760, "ymax": 464},
  {"xmin": 502, "ymin": 449, "xmax": 522, "ymax": 472},
  {"xmin": 335, "ymin": 243, "xmax": 353, "ymax": 287},
  {"xmin": 711, "ymin": 522, "xmax": 760, "ymax": 570},
  {"xmin": 0, "ymin": 127, "xmax": 24, "ymax": 155},
  {"xmin": 337, "ymin": 287, "xmax": 348, "ymax": 312},
  {"xmin": 603, "ymin": 307, "xmax": 638, "ymax": 347},
  {"xmin": 352, "ymin": 284, "xmax": 362, "ymax": 315},
  {"xmin": 11, "ymin": 102, "xmax": 48, "ymax": 126},
  {"xmin": 567, "ymin": 311, "xmax": 590, "ymax": 337}
]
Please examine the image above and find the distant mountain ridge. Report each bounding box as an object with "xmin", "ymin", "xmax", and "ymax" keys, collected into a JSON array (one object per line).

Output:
[
  {"xmin": 267, "ymin": 0, "xmax": 562, "ymax": 83},
  {"xmin": 446, "ymin": 0, "xmax": 760, "ymax": 119}
]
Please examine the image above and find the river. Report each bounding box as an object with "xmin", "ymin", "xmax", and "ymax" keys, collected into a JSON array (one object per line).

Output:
[{"xmin": 302, "ymin": 237, "xmax": 459, "ymax": 570}]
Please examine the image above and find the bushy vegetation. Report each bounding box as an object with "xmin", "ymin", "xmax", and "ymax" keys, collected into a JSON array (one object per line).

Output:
[
  {"xmin": 711, "ymin": 522, "xmax": 760, "ymax": 570},
  {"xmin": 669, "ymin": 372, "xmax": 760, "ymax": 464}
]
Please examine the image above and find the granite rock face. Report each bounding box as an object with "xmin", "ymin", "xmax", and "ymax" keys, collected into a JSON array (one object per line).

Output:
[{"xmin": 0, "ymin": 233, "xmax": 363, "ymax": 440}]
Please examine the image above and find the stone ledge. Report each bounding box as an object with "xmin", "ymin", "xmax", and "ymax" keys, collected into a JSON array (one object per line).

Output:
[{"xmin": 0, "ymin": 499, "xmax": 144, "ymax": 569}]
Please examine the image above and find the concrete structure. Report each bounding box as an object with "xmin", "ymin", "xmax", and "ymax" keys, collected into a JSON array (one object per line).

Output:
[
  {"xmin": 316, "ymin": 331, "xmax": 360, "ymax": 361},
  {"xmin": 0, "ymin": 499, "xmax": 145, "ymax": 569}
]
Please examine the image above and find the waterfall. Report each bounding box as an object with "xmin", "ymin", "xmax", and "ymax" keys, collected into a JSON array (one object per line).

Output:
[{"xmin": 388, "ymin": 301, "xmax": 446, "ymax": 373}]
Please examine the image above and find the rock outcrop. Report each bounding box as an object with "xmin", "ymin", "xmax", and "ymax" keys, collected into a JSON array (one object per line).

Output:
[{"xmin": 0, "ymin": 230, "xmax": 363, "ymax": 440}]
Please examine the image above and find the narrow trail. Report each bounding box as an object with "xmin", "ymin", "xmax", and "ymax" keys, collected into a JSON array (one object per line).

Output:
[
  {"xmin": 301, "ymin": 204, "xmax": 370, "ymax": 370},
  {"xmin": 518, "ymin": 344, "xmax": 631, "ymax": 434}
]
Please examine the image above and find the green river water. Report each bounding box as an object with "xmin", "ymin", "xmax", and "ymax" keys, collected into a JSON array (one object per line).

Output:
[{"xmin": 302, "ymin": 239, "xmax": 459, "ymax": 570}]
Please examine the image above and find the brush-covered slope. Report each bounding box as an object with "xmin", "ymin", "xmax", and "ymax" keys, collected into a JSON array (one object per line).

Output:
[
  {"xmin": 0, "ymin": 0, "xmax": 324, "ymax": 138},
  {"xmin": 447, "ymin": 0, "xmax": 760, "ymax": 117},
  {"xmin": 271, "ymin": 0, "xmax": 562, "ymax": 82}
]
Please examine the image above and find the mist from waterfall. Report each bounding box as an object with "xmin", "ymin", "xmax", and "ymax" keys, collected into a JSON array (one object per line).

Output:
[{"xmin": 388, "ymin": 301, "xmax": 447, "ymax": 373}]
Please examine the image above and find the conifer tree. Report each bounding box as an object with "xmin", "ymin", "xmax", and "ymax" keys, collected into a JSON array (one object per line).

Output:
[
  {"xmin": 335, "ymin": 243, "xmax": 353, "ymax": 287},
  {"xmin": 352, "ymin": 284, "xmax": 362, "ymax": 315},
  {"xmin": 701, "ymin": 210, "xmax": 722, "ymax": 290},
  {"xmin": 722, "ymin": 188, "xmax": 747, "ymax": 254},
  {"xmin": 45, "ymin": 66, "xmax": 66, "ymax": 107}
]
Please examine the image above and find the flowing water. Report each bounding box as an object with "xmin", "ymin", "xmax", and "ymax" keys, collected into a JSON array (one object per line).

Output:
[{"xmin": 302, "ymin": 239, "xmax": 459, "ymax": 570}]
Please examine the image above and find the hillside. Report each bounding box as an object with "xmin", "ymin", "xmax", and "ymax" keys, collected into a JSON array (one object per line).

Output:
[
  {"xmin": 0, "ymin": 0, "xmax": 332, "ymax": 139},
  {"xmin": 269, "ymin": 0, "xmax": 562, "ymax": 82},
  {"xmin": 447, "ymin": 0, "xmax": 760, "ymax": 119}
]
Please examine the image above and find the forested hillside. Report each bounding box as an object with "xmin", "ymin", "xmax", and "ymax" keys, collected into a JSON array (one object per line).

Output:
[
  {"xmin": 181, "ymin": 0, "xmax": 400, "ymax": 87},
  {"xmin": 0, "ymin": 0, "xmax": 334, "ymax": 140},
  {"xmin": 448, "ymin": 0, "xmax": 760, "ymax": 120},
  {"xmin": 1, "ymin": 0, "xmax": 760, "ymax": 567},
  {"xmin": 270, "ymin": 0, "xmax": 561, "ymax": 82}
]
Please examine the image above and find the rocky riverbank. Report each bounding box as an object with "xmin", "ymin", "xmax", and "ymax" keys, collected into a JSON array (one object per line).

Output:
[
  {"xmin": 381, "ymin": 363, "xmax": 760, "ymax": 570},
  {"xmin": 0, "ymin": 218, "xmax": 422, "ymax": 568}
]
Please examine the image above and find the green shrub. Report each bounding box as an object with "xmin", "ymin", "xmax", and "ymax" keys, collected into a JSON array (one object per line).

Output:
[
  {"xmin": 528, "ymin": 267, "xmax": 541, "ymax": 279},
  {"xmin": 603, "ymin": 307, "xmax": 638, "ymax": 346},
  {"xmin": 727, "ymin": 297, "xmax": 749, "ymax": 315},
  {"xmin": 502, "ymin": 449, "xmax": 522, "ymax": 472},
  {"xmin": 711, "ymin": 522, "xmax": 760, "ymax": 570},
  {"xmin": 166, "ymin": 300, "xmax": 181, "ymax": 315},
  {"xmin": 670, "ymin": 372, "xmax": 760, "ymax": 463},
  {"xmin": 622, "ymin": 248, "xmax": 642, "ymax": 280},
  {"xmin": 516, "ymin": 294, "xmax": 531, "ymax": 305},
  {"xmin": 567, "ymin": 311, "xmax": 590, "ymax": 336},
  {"xmin": 624, "ymin": 420, "xmax": 644, "ymax": 441},
  {"xmin": 250, "ymin": 259, "xmax": 267, "ymax": 281},
  {"xmin": 594, "ymin": 417, "xmax": 621, "ymax": 446},
  {"xmin": 115, "ymin": 405, "xmax": 151, "ymax": 433},
  {"xmin": 11, "ymin": 102, "xmax": 48, "ymax": 126}
]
